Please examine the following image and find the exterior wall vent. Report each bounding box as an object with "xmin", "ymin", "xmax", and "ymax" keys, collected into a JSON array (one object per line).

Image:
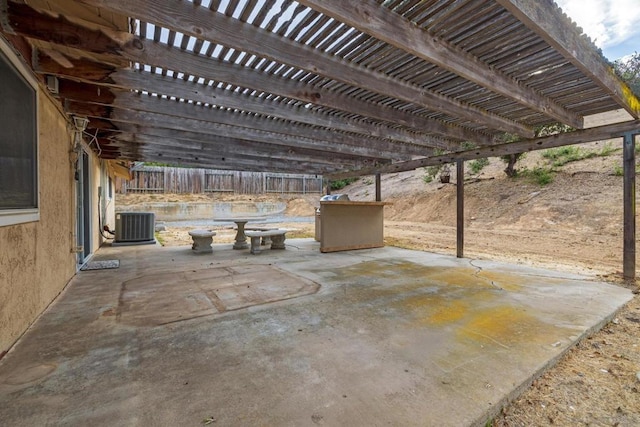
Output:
[{"xmin": 114, "ymin": 212, "xmax": 155, "ymax": 245}]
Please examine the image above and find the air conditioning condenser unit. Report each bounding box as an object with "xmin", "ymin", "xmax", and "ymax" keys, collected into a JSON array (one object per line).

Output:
[{"xmin": 114, "ymin": 212, "xmax": 156, "ymax": 245}]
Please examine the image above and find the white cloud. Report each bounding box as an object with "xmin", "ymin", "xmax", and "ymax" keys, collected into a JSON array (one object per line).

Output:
[{"xmin": 555, "ymin": 0, "xmax": 640, "ymax": 49}]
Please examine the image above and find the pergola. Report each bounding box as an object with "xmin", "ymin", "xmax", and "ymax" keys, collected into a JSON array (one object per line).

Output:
[{"xmin": 2, "ymin": 0, "xmax": 639, "ymax": 275}]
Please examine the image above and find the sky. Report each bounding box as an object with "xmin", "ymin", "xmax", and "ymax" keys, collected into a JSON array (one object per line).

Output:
[{"xmin": 555, "ymin": 0, "xmax": 640, "ymax": 60}]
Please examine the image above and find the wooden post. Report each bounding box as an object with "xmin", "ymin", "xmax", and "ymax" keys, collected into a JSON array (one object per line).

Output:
[
  {"xmin": 456, "ymin": 160, "xmax": 464, "ymax": 258},
  {"xmin": 623, "ymin": 133, "xmax": 636, "ymax": 280},
  {"xmin": 326, "ymin": 179, "xmax": 331, "ymax": 195},
  {"xmin": 375, "ymin": 173, "xmax": 381, "ymax": 201}
]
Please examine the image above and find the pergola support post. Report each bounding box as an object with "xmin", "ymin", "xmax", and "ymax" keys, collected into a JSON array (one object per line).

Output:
[
  {"xmin": 623, "ymin": 133, "xmax": 636, "ymax": 281},
  {"xmin": 375, "ymin": 173, "xmax": 381, "ymax": 201},
  {"xmin": 456, "ymin": 160, "xmax": 464, "ymax": 258}
]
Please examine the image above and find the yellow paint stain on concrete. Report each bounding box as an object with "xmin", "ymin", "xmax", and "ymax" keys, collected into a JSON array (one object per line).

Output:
[
  {"xmin": 424, "ymin": 299, "xmax": 469, "ymax": 325},
  {"xmin": 390, "ymin": 287, "xmax": 497, "ymax": 327},
  {"xmin": 329, "ymin": 259, "xmax": 507, "ymax": 291},
  {"xmin": 458, "ymin": 306, "xmax": 544, "ymax": 346}
]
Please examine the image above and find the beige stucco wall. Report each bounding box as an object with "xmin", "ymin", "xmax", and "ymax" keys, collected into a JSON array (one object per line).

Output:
[
  {"xmin": 90, "ymin": 160, "xmax": 117, "ymax": 250},
  {"xmin": 0, "ymin": 90, "xmax": 78, "ymax": 355}
]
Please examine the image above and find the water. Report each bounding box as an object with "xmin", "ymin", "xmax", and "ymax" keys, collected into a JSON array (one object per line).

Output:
[{"xmin": 163, "ymin": 216, "xmax": 313, "ymax": 227}]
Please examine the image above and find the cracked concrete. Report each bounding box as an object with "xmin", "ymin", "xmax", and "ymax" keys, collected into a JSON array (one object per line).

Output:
[{"xmin": 0, "ymin": 239, "xmax": 632, "ymax": 426}]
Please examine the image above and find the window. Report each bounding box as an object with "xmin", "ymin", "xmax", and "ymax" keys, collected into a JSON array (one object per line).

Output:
[{"xmin": 0, "ymin": 38, "xmax": 39, "ymax": 226}]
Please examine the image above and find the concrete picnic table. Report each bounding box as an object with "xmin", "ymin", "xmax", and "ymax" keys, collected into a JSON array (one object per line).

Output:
[{"xmin": 213, "ymin": 217, "xmax": 267, "ymax": 249}]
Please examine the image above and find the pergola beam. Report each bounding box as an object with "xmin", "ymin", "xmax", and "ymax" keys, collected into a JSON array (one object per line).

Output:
[
  {"xmin": 623, "ymin": 133, "xmax": 636, "ymax": 280},
  {"xmin": 11, "ymin": 2, "xmax": 486, "ymax": 146},
  {"xmin": 49, "ymin": 73, "xmax": 445, "ymax": 153},
  {"xmin": 299, "ymin": 0, "xmax": 583, "ymax": 129},
  {"xmin": 115, "ymin": 153, "xmax": 337, "ymax": 174},
  {"xmin": 496, "ymin": 0, "xmax": 640, "ymax": 119},
  {"xmin": 63, "ymin": 97, "xmax": 420, "ymax": 160},
  {"xmin": 110, "ymin": 133, "xmax": 375, "ymax": 168},
  {"xmin": 110, "ymin": 126, "xmax": 386, "ymax": 163},
  {"xmin": 76, "ymin": 0, "xmax": 534, "ymax": 138},
  {"xmin": 328, "ymin": 120, "xmax": 640, "ymax": 179}
]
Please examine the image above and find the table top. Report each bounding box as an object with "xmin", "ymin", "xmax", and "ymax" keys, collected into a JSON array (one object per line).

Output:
[{"xmin": 213, "ymin": 217, "xmax": 268, "ymax": 223}]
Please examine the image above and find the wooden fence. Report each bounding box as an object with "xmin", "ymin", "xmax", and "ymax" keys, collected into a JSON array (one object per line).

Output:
[{"xmin": 116, "ymin": 166, "xmax": 323, "ymax": 195}]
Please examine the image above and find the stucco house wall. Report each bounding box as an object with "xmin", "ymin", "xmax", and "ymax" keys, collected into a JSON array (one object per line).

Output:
[{"xmin": 0, "ymin": 75, "xmax": 115, "ymax": 357}]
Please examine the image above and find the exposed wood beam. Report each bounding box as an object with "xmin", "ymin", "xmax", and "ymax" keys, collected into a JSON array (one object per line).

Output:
[
  {"xmin": 110, "ymin": 126, "xmax": 376, "ymax": 162},
  {"xmin": 50, "ymin": 73, "xmax": 432, "ymax": 160},
  {"xmin": 76, "ymin": 0, "xmax": 533, "ymax": 138},
  {"xmin": 495, "ymin": 0, "xmax": 640, "ymax": 119},
  {"xmin": 32, "ymin": 49, "xmax": 463, "ymax": 150},
  {"xmin": 51, "ymin": 70, "xmax": 453, "ymax": 151},
  {"xmin": 623, "ymin": 133, "xmax": 636, "ymax": 279},
  {"xmin": 11, "ymin": 3, "xmax": 482, "ymax": 147},
  {"xmin": 110, "ymin": 133, "xmax": 376, "ymax": 167},
  {"xmin": 57, "ymin": 78, "xmax": 116, "ymax": 104},
  {"xmin": 328, "ymin": 120, "xmax": 640, "ymax": 179},
  {"xmin": 115, "ymin": 152, "xmax": 339, "ymax": 174},
  {"xmin": 299, "ymin": 0, "xmax": 584, "ymax": 129},
  {"xmin": 109, "ymin": 118, "xmax": 410, "ymax": 160},
  {"xmin": 112, "ymin": 139, "xmax": 358, "ymax": 169},
  {"xmin": 64, "ymin": 100, "xmax": 415, "ymax": 160},
  {"xmin": 456, "ymin": 161, "xmax": 464, "ymax": 259}
]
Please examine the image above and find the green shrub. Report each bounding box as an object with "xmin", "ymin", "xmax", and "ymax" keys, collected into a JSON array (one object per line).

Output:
[
  {"xmin": 469, "ymin": 158, "xmax": 489, "ymax": 174},
  {"xmin": 422, "ymin": 165, "xmax": 441, "ymax": 184},
  {"xmin": 520, "ymin": 167, "xmax": 554, "ymax": 186},
  {"xmin": 330, "ymin": 177, "xmax": 358, "ymax": 190},
  {"xmin": 529, "ymin": 167, "xmax": 554, "ymax": 186}
]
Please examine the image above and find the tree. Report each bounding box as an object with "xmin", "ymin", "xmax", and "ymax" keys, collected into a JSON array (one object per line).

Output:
[
  {"xmin": 502, "ymin": 153, "xmax": 524, "ymax": 177},
  {"xmin": 614, "ymin": 52, "xmax": 640, "ymax": 97}
]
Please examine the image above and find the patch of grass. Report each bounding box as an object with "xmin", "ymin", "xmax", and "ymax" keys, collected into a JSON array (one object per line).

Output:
[
  {"xmin": 614, "ymin": 165, "xmax": 623, "ymax": 176},
  {"xmin": 520, "ymin": 167, "xmax": 555, "ymax": 186},
  {"xmin": 469, "ymin": 158, "xmax": 489, "ymax": 174},
  {"xmin": 542, "ymin": 143, "xmax": 618, "ymax": 168},
  {"xmin": 598, "ymin": 142, "xmax": 618, "ymax": 156},
  {"xmin": 542, "ymin": 146, "xmax": 596, "ymax": 167},
  {"xmin": 154, "ymin": 231, "xmax": 166, "ymax": 246},
  {"xmin": 362, "ymin": 178, "xmax": 373, "ymax": 185},
  {"xmin": 288, "ymin": 229, "xmax": 313, "ymax": 239}
]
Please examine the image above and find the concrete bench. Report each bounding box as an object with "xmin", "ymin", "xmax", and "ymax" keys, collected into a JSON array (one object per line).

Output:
[
  {"xmin": 188, "ymin": 229, "xmax": 216, "ymax": 253},
  {"xmin": 244, "ymin": 227, "xmax": 278, "ymax": 245},
  {"xmin": 245, "ymin": 229, "xmax": 294, "ymax": 254}
]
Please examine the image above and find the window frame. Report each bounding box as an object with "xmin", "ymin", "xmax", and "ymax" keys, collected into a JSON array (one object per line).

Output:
[{"xmin": 0, "ymin": 36, "xmax": 40, "ymax": 227}]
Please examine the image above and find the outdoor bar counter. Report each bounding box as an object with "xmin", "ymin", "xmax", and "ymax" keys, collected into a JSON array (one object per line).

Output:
[{"xmin": 319, "ymin": 201, "xmax": 390, "ymax": 253}]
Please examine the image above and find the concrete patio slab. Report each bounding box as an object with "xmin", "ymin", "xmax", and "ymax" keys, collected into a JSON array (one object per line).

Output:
[{"xmin": 0, "ymin": 240, "xmax": 632, "ymax": 426}]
